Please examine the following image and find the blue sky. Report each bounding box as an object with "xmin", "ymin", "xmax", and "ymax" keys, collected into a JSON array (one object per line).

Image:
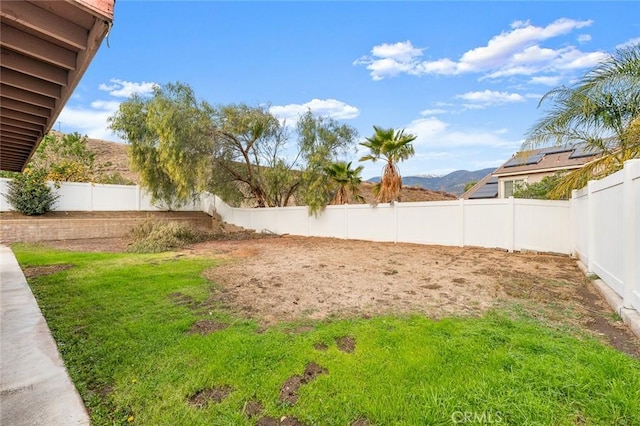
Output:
[{"xmin": 58, "ymin": 1, "xmax": 640, "ymax": 179}]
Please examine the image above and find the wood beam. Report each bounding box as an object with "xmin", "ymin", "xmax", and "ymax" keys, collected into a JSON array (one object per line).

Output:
[
  {"xmin": 1, "ymin": 97, "xmax": 52, "ymax": 118},
  {"xmin": 0, "ymin": 23, "xmax": 77, "ymax": 70},
  {"xmin": 1, "ymin": 49, "xmax": 68, "ymax": 86},
  {"xmin": 0, "ymin": 124, "xmax": 41, "ymax": 138},
  {"xmin": 0, "ymin": 1, "xmax": 87, "ymax": 50},
  {"xmin": 0, "ymin": 84, "xmax": 56, "ymax": 109},
  {"xmin": 0, "ymin": 108, "xmax": 48, "ymax": 126},
  {"xmin": 1, "ymin": 67, "xmax": 61, "ymax": 99},
  {"xmin": 0, "ymin": 129, "xmax": 36, "ymax": 142},
  {"xmin": 0, "ymin": 117, "xmax": 45, "ymax": 133}
]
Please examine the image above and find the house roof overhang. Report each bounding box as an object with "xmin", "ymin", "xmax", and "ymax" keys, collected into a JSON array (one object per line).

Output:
[{"xmin": 0, "ymin": 0, "xmax": 114, "ymax": 172}]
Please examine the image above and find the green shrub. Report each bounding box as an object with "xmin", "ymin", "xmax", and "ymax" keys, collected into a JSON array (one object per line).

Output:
[
  {"xmin": 4, "ymin": 171, "xmax": 59, "ymax": 215},
  {"xmin": 127, "ymin": 219, "xmax": 208, "ymax": 253}
]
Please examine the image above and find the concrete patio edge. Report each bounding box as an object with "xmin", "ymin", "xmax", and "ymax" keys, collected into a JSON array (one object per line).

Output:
[{"xmin": 0, "ymin": 245, "xmax": 90, "ymax": 426}]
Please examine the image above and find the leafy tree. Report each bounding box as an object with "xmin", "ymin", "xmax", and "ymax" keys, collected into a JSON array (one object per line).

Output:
[
  {"xmin": 297, "ymin": 112, "xmax": 359, "ymax": 213},
  {"xmin": 109, "ymin": 83, "xmax": 213, "ymax": 209},
  {"xmin": 4, "ymin": 169, "xmax": 59, "ymax": 215},
  {"xmin": 524, "ymin": 42, "xmax": 640, "ymax": 198},
  {"xmin": 463, "ymin": 181, "xmax": 478, "ymax": 193},
  {"xmin": 324, "ymin": 161, "xmax": 365, "ymax": 205},
  {"xmin": 359, "ymin": 126, "xmax": 416, "ymax": 203},
  {"xmin": 109, "ymin": 82, "xmax": 358, "ymax": 211},
  {"xmin": 512, "ymin": 174, "xmax": 567, "ymax": 200}
]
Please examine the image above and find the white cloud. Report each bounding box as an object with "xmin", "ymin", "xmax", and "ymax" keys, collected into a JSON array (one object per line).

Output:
[
  {"xmin": 57, "ymin": 99, "xmax": 121, "ymax": 141},
  {"xmin": 269, "ymin": 98, "xmax": 359, "ymax": 125},
  {"xmin": 57, "ymin": 79, "xmax": 159, "ymax": 141},
  {"xmin": 355, "ymin": 18, "xmax": 605, "ymax": 81},
  {"xmin": 98, "ymin": 78, "xmax": 157, "ymax": 98},
  {"xmin": 577, "ymin": 34, "xmax": 592, "ymax": 43},
  {"xmin": 420, "ymin": 108, "xmax": 448, "ymax": 116},
  {"xmin": 529, "ymin": 75, "xmax": 562, "ymax": 86},
  {"xmin": 353, "ymin": 41, "xmax": 423, "ymax": 80},
  {"xmin": 404, "ymin": 117, "xmax": 520, "ymax": 149},
  {"xmin": 456, "ymin": 90, "xmax": 525, "ymax": 108}
]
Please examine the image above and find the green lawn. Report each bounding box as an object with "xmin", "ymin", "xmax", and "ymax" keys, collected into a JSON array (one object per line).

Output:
[{"xmin": 14, "ymin": 244, "xmax": 640, "ymax": 425}]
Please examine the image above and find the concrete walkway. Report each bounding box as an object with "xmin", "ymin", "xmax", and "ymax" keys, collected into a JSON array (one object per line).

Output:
[{"xmin": 0, "ymin": 245, "xmax": 89, "ymax": 425}]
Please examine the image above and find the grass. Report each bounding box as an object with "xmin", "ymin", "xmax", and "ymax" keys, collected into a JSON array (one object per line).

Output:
[{"xmin": 13, "ymin": 244, "xmax": 640, "ymax": 426}]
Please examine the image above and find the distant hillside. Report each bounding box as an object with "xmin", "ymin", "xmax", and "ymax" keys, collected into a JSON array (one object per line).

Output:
[{"xmin": 369, "ymin": 168, "xmax": 495, "ymax": 195}]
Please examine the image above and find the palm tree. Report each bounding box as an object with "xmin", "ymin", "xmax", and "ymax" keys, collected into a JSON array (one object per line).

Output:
[
  {"xmin": 524, "ymin": 42, "xmax": 640, "ymax": 198},
  {"xmin": 324, "ymin": 161, "xmax": 365, "ymax": 205},
  {"xmin": 359, "ymin": 126, "xmax": 416, "ymax": 203}
]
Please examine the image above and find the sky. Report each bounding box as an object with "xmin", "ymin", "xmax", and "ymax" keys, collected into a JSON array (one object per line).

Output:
[{"xmin": 57, "ymin": 1, "xmax": 640, "ymax": 179}]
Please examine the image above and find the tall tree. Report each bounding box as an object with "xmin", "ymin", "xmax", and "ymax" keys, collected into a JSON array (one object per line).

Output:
[
  {"xmin": 109, "ymin": 83, "xmax": 212, "ymax": 209},
  {"xmin": 359, "ymin": 126, "xmax": 416, "ymax": 203},
  {"xmin": 324, "ymin": 161, "xmax": 365, "ymax": 205},
  {"xmin": 524, "ymin": 42, "xmax": 640, "ymax": 198},
  {"xmin": 109, "ymin": 82, "xmax": 358, "ymax": 210}
]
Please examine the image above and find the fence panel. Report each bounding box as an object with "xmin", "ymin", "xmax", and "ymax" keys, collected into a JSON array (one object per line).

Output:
[
  {"xmin": 397, "ymin": 201, "xmax": 462, "ymax": 246},
  {"xmin": 632, "ymin": 163, "xmax": 640, "ymax": 311},
  {"xmin": 463, "ymin": 200, "xmax": 509, "ymax": 249},
  {"xmin": 514, "ymin": 200, "xmax": 572, "ymax": 254},
  {"xmin": 309, "ymin": 206, "xmax": 347, "ymax": 239},
  {"xmin": 572, "ymin": 189, "xmax": 589, "ymax": 265},
  {"xmin": 346, "ymin": 204, "xmax": 396, "ymax": 242},
  {"xmin": 590, "ymin": 174, "xmax": 625, "ymax": 296}
]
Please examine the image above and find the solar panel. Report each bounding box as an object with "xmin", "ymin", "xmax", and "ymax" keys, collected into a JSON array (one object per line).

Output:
[
  {"xmin": 569, "ymin": 144, "xmax": 597, "ymax": 159},
  {"xmin": 503, "ymin": 153, "xmax": 544, "ymax": 168},
  {"xmin": 469, "ymin": 182, "xmax": 498, "ymax": 199}
]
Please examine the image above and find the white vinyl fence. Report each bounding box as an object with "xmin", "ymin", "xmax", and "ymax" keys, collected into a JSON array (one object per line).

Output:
[
  {"xmin": 0, "ymin": 178, "xmax": 202, "ymax": 212},
  {"xmin": 202, "ymin": 195, "xmax": 573, "ymax": 254},
  {"xmin": 572, "ymin": 159, "xmax": 640, "ymax": 312}
]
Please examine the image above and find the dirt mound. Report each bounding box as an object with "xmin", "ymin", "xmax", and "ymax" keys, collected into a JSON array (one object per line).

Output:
[
  {"xmin": 187, "ymin": 385, "xmax": 234, "ymax": 408},
  {"xmin": 336, "ymin": 336, "xmax": 356, "ymax": 353},
  {"xmin": 22, "ymin": 264, "xmax": 74, "ymax": 278},
  {"xmin": 187, "ymin": 320, "xmax": 228, "ymax": 335},
  {"xmin": 279, "ymin": 362, "xmax": 327, "ymax": 404}
]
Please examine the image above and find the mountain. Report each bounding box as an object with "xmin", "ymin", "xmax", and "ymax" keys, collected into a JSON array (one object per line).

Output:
[{"xmin": 368, "ymin": 168, "xmax": 495, "ymax": 195}]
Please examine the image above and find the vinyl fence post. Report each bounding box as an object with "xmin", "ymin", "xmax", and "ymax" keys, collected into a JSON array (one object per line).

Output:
[
  {"xmin": 507, "ymin": 196, "xmax": 515, "ymax": 252},
  {"xmin": 587, "ymin": 181, "xmax": 595, "ymax": 274},
  {"xmin": 622, "ymin": 161, "xmax": 636, "ymax": 309},
  {"xmin": 458, "ymin": 198, "xmax": 465, "ymax": 248}
]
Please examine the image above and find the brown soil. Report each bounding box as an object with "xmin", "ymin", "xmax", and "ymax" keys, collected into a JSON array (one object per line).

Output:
[
  {"xmin": 351, "ymin": 419, "xmax": 372, "ymax": 426},
  {"xmin": 336, "ymin": 336, "xmax": 356, "ymax": 353},
  {"xmin": 187, "ymin": 319, "xmax": 228, "ymax": 336},
  {"xmin": 243, "ymin": 400, "xmax": 263, "ymax": 417},
  {"xmin": 279, "ymin": 362, "xmax": 327, "ymax": 404},
  {"xmin": 22, "ymin": 264, "xmax": 74, "ymax": 278},
  {"xmin": 257, "ymin": 417, "xmax": 306, "ymax": 426},
  {"xmin": 187, "ymin": 385, "xmax": 234, "ymax": 408},
  {"xmin": 313, "ymin": 342, "xmax": 328, "ymax": 351}
]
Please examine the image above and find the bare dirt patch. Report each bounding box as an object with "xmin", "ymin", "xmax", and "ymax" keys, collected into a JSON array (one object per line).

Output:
[
  {"xmin": 257, "ymin": 417, "xmax": 306, "ymax": 426},
  {"xmin": 22, "ymin": 264, "xmax": 74, "ymax": 278},
  {"xmin": 187, "ymin": 385, "xmax": 234, "ymax": 408},
  {"xmin": 187, "ymin": 319, "xmax": 228, "ymax": 336},
  {"xmin": 243, "ymin": 400, "xmax": 263, "ymax": 417},
  {"xmin": 195, "ymin": 235, "xmax": 639, "ymax": 356},
  {"xmin": 336, "ymin": 336, "xmax": 356, "ymax": 353},
  {"xmin": 279, "ymin": 362, "xmax": 327, "ymax": 404}
]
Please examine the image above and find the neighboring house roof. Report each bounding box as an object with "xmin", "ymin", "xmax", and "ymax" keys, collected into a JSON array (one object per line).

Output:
[
  {"xmin": 461, "ymin": 174, "xmax": 498, "ymax": 200},
  {"xmin": 0, "ymin": 0, "xmax": 115, "ymax": 172},
  {"xmin": 492, "ymin": 144, "xmax": 600, "ymax": 177},
  {"xmin": 461, "ymin": 143, "xmax": 601, "ymax": 200}
]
